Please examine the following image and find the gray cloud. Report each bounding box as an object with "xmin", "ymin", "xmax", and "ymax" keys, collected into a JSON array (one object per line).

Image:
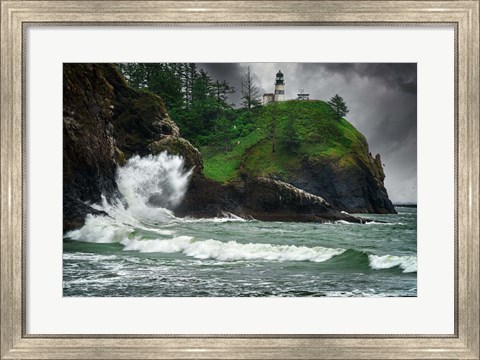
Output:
[
  {"xmin": 316, "ymin": 63, "xmax": 417, "ymax": 94},
  {"xmin": 196, "ymin": 63, "xmax": 417, "ymax": 203}
]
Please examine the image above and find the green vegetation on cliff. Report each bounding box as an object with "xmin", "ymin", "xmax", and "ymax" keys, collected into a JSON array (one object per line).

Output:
[{"xmin": 202, "ymin": 100, "xmax": 371, "ymax": 183}]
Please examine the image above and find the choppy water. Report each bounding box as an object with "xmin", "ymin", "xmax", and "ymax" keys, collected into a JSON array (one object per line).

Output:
[{"xmin": 63, "ymin": 153, "xmax": 417, "ymax": 297}]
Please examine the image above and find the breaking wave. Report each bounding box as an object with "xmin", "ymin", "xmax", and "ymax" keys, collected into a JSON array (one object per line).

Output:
[
  {"xmin": 120, "ymin": 236, "xmax": 345, "ymax": 262},
  {"xmin": 368, "ymin": 254, "xmax": 417, "ymax": 273},
  {"xmin": 65, "ymin": 152, "xmax": 416, "ymax": 273}
]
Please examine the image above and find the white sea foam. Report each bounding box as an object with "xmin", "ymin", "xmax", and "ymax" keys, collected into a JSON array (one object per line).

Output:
[
  {"xmin": 181, "ymin": 213, "xmax": 248, "ymax": 224},
  {"xmin": 66, "ymin": 152, "xmax": 192, "ymax": 242},
  {"xmin": 63, "ymin": 252, "xmax": 120, "ymax": 262},
  {"xmin": 120, "ymin": 236, "xmax": 345, "ymax": 262},
  {"xmin": 115, "ymin": 152, "xmax": 192, "ymax": 222},
  {"xmin": 368, "ymin": 254, "xmax": 417, "ymax": 273},
  {"xmin": 365, "ymin": 221, "xmax": 405, "ymax": 226},
  {"xmin": 333, "ymin": 219, "xmax": 404, "ymax": 226}
]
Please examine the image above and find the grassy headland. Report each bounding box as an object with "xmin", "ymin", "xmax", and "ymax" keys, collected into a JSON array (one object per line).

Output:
[{"xmin": 202, "ymin": 100, "xmax": 371, "ymax": 184}]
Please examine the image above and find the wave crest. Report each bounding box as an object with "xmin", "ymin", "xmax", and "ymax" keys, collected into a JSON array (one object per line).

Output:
[
  {"xmin": 368, "ymin": 254, "xmax": 417, "ymax": 273},
  {"xmin": 121, "ymin": 236, "xmax": 346, "ymax": 262}
]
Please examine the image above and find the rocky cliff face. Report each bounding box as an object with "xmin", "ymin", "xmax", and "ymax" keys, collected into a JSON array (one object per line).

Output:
[
  {"xmin": 237, "ymin": 101, "xmax": 396, "ymax": 214},
  {"xmin": 63, "ymin": 64, "xmax": 119, "ymax": 230},
  {"xmin": 291, "ymin": 153, "xmax": 395, "ymax": 214},
  {"xmin": 63, "ymin": 64, "xmax": 188, "ymax": 231},
  {"xmin": 63, "ymin": 64, "xmax": 368, "ymax": 231},
  {"xmin": 173, "ymin": 175, "xmax": 367, "ymax": 224}
]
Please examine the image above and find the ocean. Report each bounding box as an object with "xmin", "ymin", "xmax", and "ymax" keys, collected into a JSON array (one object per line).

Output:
[{"xmin": 63, "ymin": 153, "xmax": 417, "ymax": 297}]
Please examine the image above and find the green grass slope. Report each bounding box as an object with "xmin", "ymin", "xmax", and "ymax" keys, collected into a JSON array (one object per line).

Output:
[{"xmin": 202, "ymin": 100, "xmax": 371, "ymax": 184}]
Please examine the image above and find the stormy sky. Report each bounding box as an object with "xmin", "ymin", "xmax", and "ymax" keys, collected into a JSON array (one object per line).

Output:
[{"xmin": 198, "ymin": 63, "xmax": 417, "ymax": 203}]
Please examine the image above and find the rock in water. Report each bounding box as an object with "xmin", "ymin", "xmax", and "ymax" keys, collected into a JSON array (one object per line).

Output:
[{"xmin": 175, "ymin": 175, "xmax": 367, "ymax": 223}]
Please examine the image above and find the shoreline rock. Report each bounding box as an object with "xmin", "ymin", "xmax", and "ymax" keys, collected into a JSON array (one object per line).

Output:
[{"xmin": 175, "ymin": 175, "xmax": 368, "ymax": 224}]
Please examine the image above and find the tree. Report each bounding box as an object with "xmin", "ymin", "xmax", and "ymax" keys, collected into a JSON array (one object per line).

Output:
[
  {"xmin": 327, "ymin": 94, "xmax": 349, "ymax": 121},
  {"xmin": 115, "ymin": 63, "xmax": 239, "ymax": 147},
  {"xmin": 240, "ymin": 66, "xmax": 261, "ymax": 109},
  {"xmin": 214, "ymin": 80, "xmax": 235, "ymax": 109},
  {"xmin": 183, "ymin": 63, "xmax": 198, "ymax": 111},
  {"xmin": 282, "ymin": 115, "xmax": 300, "ymax": 153}
]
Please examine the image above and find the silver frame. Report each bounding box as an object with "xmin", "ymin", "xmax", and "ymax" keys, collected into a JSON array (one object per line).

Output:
[{"xmin": 1, "ymin": 1, "xmax": 479, "ymax": 358}]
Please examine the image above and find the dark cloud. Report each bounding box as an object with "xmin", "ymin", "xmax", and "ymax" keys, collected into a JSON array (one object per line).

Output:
[
  {"xmin": 317, "ymin": 63, "xmax": 417, "ymax": 94},
  {"xmin": 194, "ymin": 63, "xmax": 417, "ymax": 203},
  {"xmin": 197, "ymin": 63, "xmax": 242, "ymax": 83},
  {"xmin": 197, "ymin": 63, "xmax": 244, "ymax": 106}
]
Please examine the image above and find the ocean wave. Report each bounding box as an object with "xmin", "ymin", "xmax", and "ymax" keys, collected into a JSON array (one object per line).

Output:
[
  {"xmin": 120, "ymin": 236, "xmax": 345, "ymax": 262},
  {"xmin": 65, "ymin": 213, "xmax": 175, "ymax": 243},
  {"xmin": 66, "ymin": 218, "xmax": 416, "ymax": 271},
  {"xmin": 368, "ymin": 254, "xmax": 417, "ymax": 273}
]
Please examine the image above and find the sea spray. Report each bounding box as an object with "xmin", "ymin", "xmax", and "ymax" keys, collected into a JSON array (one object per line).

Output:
[
  {"xmin": 67, "ymin": 152, "xmax": 192, "ymax": 241},
  {"xmin": 117, "ymin": 152, "xmax": 192, "ymax": 212}
]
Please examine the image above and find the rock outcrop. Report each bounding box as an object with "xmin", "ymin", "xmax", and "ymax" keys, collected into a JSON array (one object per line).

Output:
[
  {"xmin": 63, "ymin": 64, "xmax": 119, "ymax": 230},
  {"xmin": 63, "ymin": 63, "xmax": 188, "ymax": 231},
  {"xmin": 229, "ymin": 177, "xmax": 366, "ymax": 223},
  {"xmin": 291, "ymin": 154, "xmax": 396, "ymax": 214},
  {"xmin": 63, "ymin": 64, "xmax": 369, "ymax": 231},
  {"xmin": 229, "ymin": 101, "xmax": 396, "ymax": 214},
  {"xmin": 175, "ymin": 176, "xmax": 367, "ymax": 223}
]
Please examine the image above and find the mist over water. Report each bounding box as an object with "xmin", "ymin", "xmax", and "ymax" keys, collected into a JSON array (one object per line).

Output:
[{"xmin": 64, "ymin": 153, "xmax": 417, "ymax": 297}]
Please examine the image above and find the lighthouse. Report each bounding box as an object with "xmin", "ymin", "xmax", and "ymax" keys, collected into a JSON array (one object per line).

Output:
[{"xmin": 274, "ymin": 70, "xmax": 285, "ymax": 102}]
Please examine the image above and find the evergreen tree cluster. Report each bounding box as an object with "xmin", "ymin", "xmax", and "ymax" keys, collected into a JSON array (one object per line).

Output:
[{"xmin": 117, "ymin": 63, "xmax": 245, "ymax": 148}]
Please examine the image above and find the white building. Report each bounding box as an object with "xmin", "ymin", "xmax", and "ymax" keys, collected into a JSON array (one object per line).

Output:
[
  {"xmin": 262, "ymin": 70, "xmax": 286, "ymax": 105},
  {"xmin": 262, "ymin": 93, "xmax": 275, "ymax": 105},
  {"xmin": 297, "ymin": 89, "xmax": 310, "ymax": 101}
]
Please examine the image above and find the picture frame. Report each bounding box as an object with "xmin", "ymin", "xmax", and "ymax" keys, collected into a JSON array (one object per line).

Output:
[{"xmin": 1, "ymin": 1, "xmax": 478, "ymax": 358}]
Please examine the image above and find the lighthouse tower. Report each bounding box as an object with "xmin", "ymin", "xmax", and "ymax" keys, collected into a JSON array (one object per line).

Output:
[{"xmin": 274, "ymin": 70, "xmax": 285, "ymax": 102}]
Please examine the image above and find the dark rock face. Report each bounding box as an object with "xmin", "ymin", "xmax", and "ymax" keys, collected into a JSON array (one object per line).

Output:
[
  {"xmin": 290, "ymin": 155, "xmax": 396, "ymax": 214},
  {"xmin": 236, "ymin": 177, "xmax": 366, "ymax": 223},
  {"xmin": 175, "ymin": 176, "xmax": 367, "ymax": 224},
  {"xmin": 63, "ymin": 64, "xmax": 119, "ymax": 231},
  {"xmin": 63, "ymin": 64, "xmax": 183, "ymax": 231},
  {"xmin": 101, "ymin": 65, "xmax": 180, "ymax": 158}
]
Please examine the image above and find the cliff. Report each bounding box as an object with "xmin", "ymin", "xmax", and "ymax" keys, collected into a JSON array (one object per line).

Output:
[
  {"xmin": 203, "ymin": 101, "xmax": 396, "ymax": 214},
  {"xmin": 63, "ymin": 64, "xmax": 186, "ymax": 230},
  {"xmin": 63, "ymin": 64, "xmax": 119, "ymax": 230},
  {"xmin": 63, "ymin": 64, "xmax": 370, "ymax": 231}
]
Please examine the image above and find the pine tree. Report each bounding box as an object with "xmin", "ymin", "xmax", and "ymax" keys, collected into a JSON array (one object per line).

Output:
[
  {"xmin": 327, "ymin": 94, "xmax": 349, "ymax": 121},
  {"xmin": 240, "ymin": 66, "xmax": 261, "ymax": 109}
]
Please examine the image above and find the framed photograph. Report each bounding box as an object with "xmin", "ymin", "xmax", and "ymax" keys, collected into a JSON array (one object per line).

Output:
[{"xmin": 1, "ymin": 1, "xmax": 479, "ymax": 359}]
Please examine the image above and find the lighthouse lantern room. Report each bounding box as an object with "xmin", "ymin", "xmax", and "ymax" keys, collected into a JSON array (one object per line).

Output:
[{"xmin": 274, "ymin": 70, "xmax": 285, "ymax": 102}]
